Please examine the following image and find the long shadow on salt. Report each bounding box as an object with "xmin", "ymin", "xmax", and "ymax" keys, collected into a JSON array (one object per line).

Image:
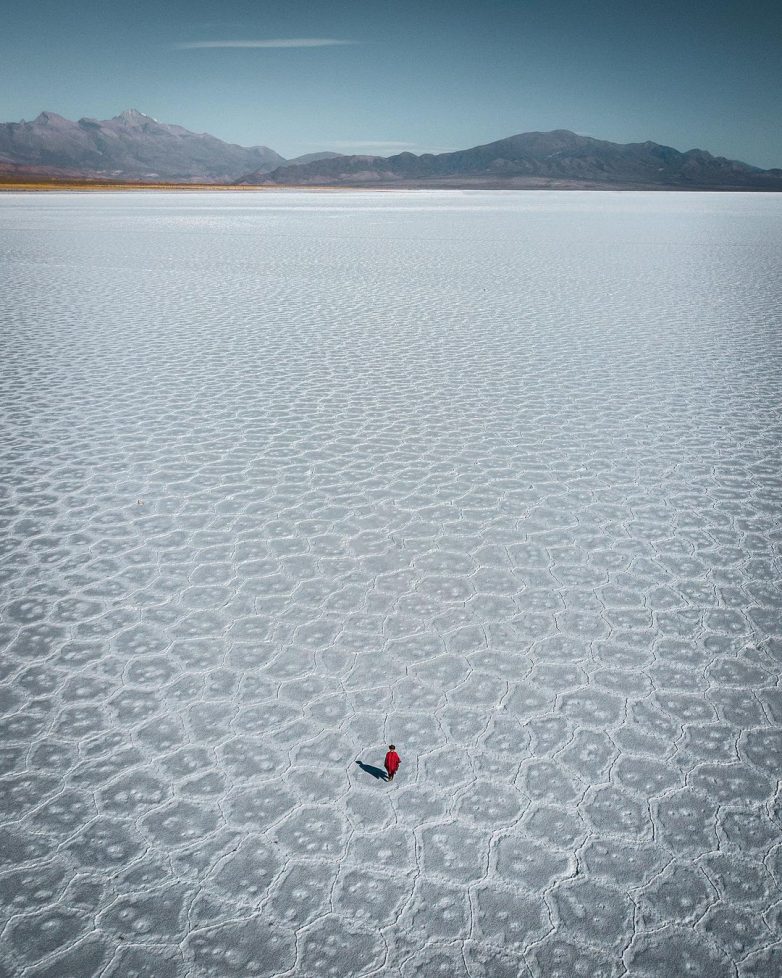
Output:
[{"xmin": 355, "ymin": 761, "xmax": 387, "ymax": 781}]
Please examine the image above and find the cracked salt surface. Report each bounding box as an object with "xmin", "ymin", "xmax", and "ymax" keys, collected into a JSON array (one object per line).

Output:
[{"xmin": 0, "ymin": 189, "xmax": 781, "ymax": 977}]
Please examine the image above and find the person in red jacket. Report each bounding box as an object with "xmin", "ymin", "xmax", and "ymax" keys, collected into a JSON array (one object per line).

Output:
[{"xmin": 384, "ymin": 745, "xmax": 401, "ymax": 782}]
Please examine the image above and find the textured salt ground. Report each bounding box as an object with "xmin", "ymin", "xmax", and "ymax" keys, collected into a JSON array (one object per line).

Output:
[{"xmin": 0, "ymin": 190, "xmax": 781, "ymax": 977}]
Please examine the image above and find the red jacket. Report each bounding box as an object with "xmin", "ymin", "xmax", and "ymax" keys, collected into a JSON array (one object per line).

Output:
[{"xmin": 384, "ymin": 751, "xmax": 400, "ymax": 774}]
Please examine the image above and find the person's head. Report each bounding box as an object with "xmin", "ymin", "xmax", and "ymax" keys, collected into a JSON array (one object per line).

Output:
[{"xmin": 389, "ymin": 744, "xmax": 396, "ymax": 751}]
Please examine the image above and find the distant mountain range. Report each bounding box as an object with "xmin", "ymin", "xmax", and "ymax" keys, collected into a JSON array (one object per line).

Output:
[
  {"xmin": 1, "ymin": 109, "xmax": 781, "ymax": 189},
  {"xmin": 0, "ymin": 109, "xmax": 338, "ymax": 183},
  {"xmin": 243, "ymin": 130, "xmax": 782, "ymax": 191}
]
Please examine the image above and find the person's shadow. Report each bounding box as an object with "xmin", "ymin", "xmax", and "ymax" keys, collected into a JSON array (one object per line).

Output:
[{"xmin": 356, "ymin": 760, "xmax": 387, "ymax": 781}]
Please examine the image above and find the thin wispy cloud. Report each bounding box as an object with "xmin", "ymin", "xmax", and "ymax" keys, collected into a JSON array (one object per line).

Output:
[
  {"xmin": 328, "ymin": 141, "xmax": 416, "ymax": 150},
  {"xmin": 175, "ymin": 38, "xmax": 356, "ymax": 50}
]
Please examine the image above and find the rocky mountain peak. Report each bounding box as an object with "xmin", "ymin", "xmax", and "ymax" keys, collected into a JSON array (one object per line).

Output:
[
  {"xmin": 113, "ymin": 108, "xmax": 156, "ymax": 126},
  {"xmin": 0, "ymin": 108, "xmax": 288, "ymax": 181},
  {"xmin": 32, "ymin": 111, "xmax": 69, "ymax": 127}
]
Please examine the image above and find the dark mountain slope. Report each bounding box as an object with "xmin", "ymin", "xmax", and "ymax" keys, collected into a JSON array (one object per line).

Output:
[
  {"xmin": 239, "ymin": 130, "xmax": 782, "ymax": 190},
  {"xmin": 286, "ymin": 151, "xmax": 344, "ymax": 166}
]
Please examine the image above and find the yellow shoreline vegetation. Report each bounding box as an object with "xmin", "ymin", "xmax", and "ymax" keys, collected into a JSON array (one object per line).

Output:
[{"xmin": 0, "ymin": 179, "xmax": 388, "ymax": 193}]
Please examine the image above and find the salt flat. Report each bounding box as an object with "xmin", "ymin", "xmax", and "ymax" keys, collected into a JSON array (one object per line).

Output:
[{"xmin": 0, "ymin": 190, "xmax": 781, "ymax": 977}]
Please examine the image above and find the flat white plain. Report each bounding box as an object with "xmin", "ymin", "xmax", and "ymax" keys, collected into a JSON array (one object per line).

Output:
[{"xmin": 1, "ymin": 190, "xmax": 781, "ymax": 977}]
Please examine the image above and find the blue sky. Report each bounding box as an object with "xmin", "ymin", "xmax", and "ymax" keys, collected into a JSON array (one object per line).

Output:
[{"xmin": 2, "ymin": 0, "xmax": 781, "ymax": 167}]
